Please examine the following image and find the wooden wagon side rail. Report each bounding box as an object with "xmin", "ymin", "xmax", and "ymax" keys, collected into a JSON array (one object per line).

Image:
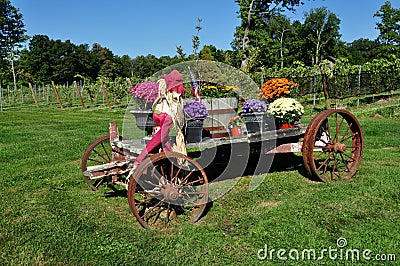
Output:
[{"xmin": 114, "ymin": 123, "xmax": 307, "ymax": 155}]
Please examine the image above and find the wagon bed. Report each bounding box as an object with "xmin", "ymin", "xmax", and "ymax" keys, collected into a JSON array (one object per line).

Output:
[{"xmin": 118, "ymin": 123, "xmax": 307, "ymax": 155}]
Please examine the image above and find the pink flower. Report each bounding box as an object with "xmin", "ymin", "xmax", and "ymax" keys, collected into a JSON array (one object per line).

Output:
[{"xmin": 131, "ymin": 81, "xmax": 159, "ymax": 103}]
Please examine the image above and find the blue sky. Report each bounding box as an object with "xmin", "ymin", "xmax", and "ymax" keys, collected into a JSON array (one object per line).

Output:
[{"xmin": 10, "ymin": 0, "xmax": 398, "ymax": 58}]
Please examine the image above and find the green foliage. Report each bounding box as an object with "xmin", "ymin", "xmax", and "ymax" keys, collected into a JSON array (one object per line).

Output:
[
  {"xmin": 0, "ymin": 0, "xmax": 28, "ymax": 86},
  {"xmin": 200, "ymin": 45, "xmax": 225, "ymax": 62},
  {"xmin": 131, "ymin": 54, "xmax": 178, "ymax": 80},
  {"xmin": 374, "ymin": 1, "xmax": 400, "ymax": 46},
  {"xmin": 176, "ymin": 45, "xmax": 186, "ymax": 61},
  {"xmin": 373, "ymin": 1, "xmax": 400, "ymax": 60},
  {"xmin": 267, "ymin": 14, "xmax": 292, "ymax": 69},
  {"xmin": 16, "ymin": 34, "xmax": 185, "ymax": 86},
  {"xmin": 363, "ymin": 56, "xmax": 400, "ymax": 94},
  {"xmin": 346, "ymin": 38, "xmax": 381, "ymax": 65},
  {"xmin": 260, "ymin": 55, "xmax": 400, "ymax": 100},
  {"xmin": 192, "ymin": 18, "xmax": 202, "ymax": 58},
  {"xmin": 303, "ymin": 7, "xmax": 341, "ymax": 65},
  {"xmin": 263, "ymin": 60, "xmax": 318, "ymax": 78},
  {"xmin": 232, "ymin": 1, "xmax": 348, "ymax": 70},
  {"xmin": 233, "ymin": 0, "xmax": 305, "ymax": 70},
  {"xmin": 0, "ymin": 0, "xmax": 27, "ymax": 57},
  {"xmin": 227, "ymin": 115, "xmax": 245, "ymax": 128},
  {"xmin": 101, "ymin": 76, "xmax": 130, "ymax": 103},
  {"xmin": 18, "ymin": 35, "xmax": 100, "ymax": 84},
  {"xmin": 199, "ymin": 46, "xmax": 215, "ymax": 61}
]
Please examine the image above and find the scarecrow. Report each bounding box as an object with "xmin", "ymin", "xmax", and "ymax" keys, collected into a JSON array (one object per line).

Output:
[{"xmin": 132, "ymin": 70, "xmax": 187, "ymax": 171}]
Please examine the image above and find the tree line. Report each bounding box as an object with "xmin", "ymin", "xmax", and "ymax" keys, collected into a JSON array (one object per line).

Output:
[{"xmin": 1, "ymin": 0, "xmax": 400, "ymax": 91}]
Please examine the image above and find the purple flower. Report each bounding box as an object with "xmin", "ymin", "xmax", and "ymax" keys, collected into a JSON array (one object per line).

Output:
[
  {"xmin": 184, "ymin": 101, "xmax": 208, "ymax": 119},
  {"xmin": 242, "ymin": 99, "xmax": 268, "ymax": 113},
  {"xmin": 131, "ymin": 81, "xmax": 159, "ymax": 103}
]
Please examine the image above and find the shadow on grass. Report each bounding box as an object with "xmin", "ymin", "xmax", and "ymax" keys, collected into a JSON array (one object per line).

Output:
[
  {"xmin": 246, "ymin": 153, "xmax": 318, "ymax": 181},
  {"xmin": 103, "ymin": 185, "xmax": 127, "ymax": 198},
  {"xmin": 204, "ymin": 152, "xmax": 317, "ymax": 183},
  {"xmin": 269, "ymin": 153, "xmax": 306, "ymax": 175}
]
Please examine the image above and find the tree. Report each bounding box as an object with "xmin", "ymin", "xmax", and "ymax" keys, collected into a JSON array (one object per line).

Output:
[
  {"xmin": 0, "ymin": 0, "xmax": 27, "ymax": 88},
  {"xmin": 199, "ymin": 45, "xmax": 225, "ymax": 62},
  {"xmin": 131, "ymin": 54, "xmax": 161, "ymax": 79},
  {"xmin": 303, "ymin": 7, "xmax": 341, "ymax": 65},
  {"xmin": 374, "ymin": 0, "xmax": 400, "ymax": 56},
  {"xmin": 285, "ymin": 20, "xmax": 308, "ymax": 65},
  {"xmin": 21, "ymin": 35, "xmax": 53, "ymax": 84},
  {"xmin": 19, "ymin": 35, "xmax": 109, "ymax": 84},
  {"xmin": 117, "ymin": 54, "xmax": 134, "ymax": 77},
  {"xmin": 267, "ymin": 14, "xmax": 291, "ymax": 69},
  {"xmin": 199, "ymin": 46, "xmax": 214, "ymax": 61},
  {"xmin": 20, "ymin": 35, "xmax": 97, "ymax": 84},
  {"xmin": 233, "ymin": 0, "xmax": 305, "ymax": 70},
  {"xmin": 346, "ymin": 38, "xmax": 380, "ymax": 65},
  {"xmin": 91, "ymin": 43, "xmax": 118, "ymax": 79}
]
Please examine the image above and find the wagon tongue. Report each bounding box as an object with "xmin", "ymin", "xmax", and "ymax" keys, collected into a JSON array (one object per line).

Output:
[{"xmin": 83, "ymin": 161, "xmax": 130, "ymax": 179}]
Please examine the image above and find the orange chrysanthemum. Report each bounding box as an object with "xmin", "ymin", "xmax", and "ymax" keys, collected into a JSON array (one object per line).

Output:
[{"xmin": 259, "ymin": 78, "xmax": 299, "ymax": 102}]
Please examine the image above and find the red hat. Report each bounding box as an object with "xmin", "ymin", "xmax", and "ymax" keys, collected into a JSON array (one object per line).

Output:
[{"xmin": 163, "ymin": 70, "xmax": 186, "ymax": 94}]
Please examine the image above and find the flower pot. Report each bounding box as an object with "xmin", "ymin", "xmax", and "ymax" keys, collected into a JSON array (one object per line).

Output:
[
  {"xmin": 197, "ymin": 97, "xmax": 238, "ymax": 136},
  {"xmin": 242, "ymin": 112, "xmax": 275, "ymax": 133},
  {"xmin": 184, "ymin": 118, "xmax": 205, "ymax": 143},
  {"xmin": 278, "ymin": 122, "xmax": 295, "ymax": 129},
  {"xmin": 130, "ymin": 110, "xmax": 156, "ymax": 136},
  {"xmin": 230, "ymin": 126, "xmax": 242, "ymax": 137}
]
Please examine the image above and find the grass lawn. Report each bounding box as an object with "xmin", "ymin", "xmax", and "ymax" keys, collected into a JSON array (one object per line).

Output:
[{"xmin": 0, "ymin": 102, "xmax": 399, "ymax": 265}]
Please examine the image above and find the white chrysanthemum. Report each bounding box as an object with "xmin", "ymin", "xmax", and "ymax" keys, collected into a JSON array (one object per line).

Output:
[{"xmin": 267, "ymin": 98, "xmax": 304, "ymax": 123}]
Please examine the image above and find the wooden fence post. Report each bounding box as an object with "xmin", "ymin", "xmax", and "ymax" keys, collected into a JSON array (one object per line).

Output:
[
  {"xmin": 74, "ymin": 81, "xmax": 85, "ymax": 109},
  {"xmin": 46, "ymin": 85, "xmax": 50, "ymax": 104},
  {"xmin": 51, "ymin": 81, "xmax": 63, "ymax": 108},
  {"xmin": 29, "ymin": 83, "xmax": 39, "ymax": 108},
  {"xmin": 0, "ymin": 80, "xmax": 3, "ymax": 111},
  {"xmin": 126, "ymin": 77, "xmax": 132, "ymax": 88},
  {"xmin": 126, "ymin": 78, "xmax": 133, "ymax": 104},
  {"xmin": 100, "ymin": 79, "xmax": 112, "ymax": 110}
]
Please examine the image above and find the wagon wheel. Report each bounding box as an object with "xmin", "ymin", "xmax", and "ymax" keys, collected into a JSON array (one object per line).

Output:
[
  {"xmin": 302, "ymin": 109, "xmax": 364, "ymax": 182},
  {"xmin": 82, "ymin": 135, "xmax": 127, "ymax": 191},
  {"xmin": 127, "ymin": 151, "xmax": 209, "ymax": 228}
]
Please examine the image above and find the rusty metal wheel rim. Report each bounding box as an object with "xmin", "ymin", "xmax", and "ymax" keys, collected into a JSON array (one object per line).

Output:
[
  {"xmin": 302, "ymin": 110, "xmax": 364, "ymax": 182},
  {"xmin": 127, "ymin": 151, "xmax": 209, "ymax": 228},
  {"xmin": 81, "ymin": 135, "xmax": 126, "ymax": 190}
]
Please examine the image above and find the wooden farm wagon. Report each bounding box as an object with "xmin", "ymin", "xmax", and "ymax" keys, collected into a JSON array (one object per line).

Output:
[{"xmin": 82, "ymin": 108, "xmax": 364, "ymax": 228}]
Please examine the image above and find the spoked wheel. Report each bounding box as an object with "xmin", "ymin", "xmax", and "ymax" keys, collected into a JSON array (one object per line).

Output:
[
  {"xmin": 127, "ymin": 151, "xmax": 209, "ymax": 229},
  {"xmin": 82, "ymin": 135, "xmax": 127, "ymax": 191},
  {"xmin": 302, "ymin": 109, "xmax": 364, "ymax": 182}
]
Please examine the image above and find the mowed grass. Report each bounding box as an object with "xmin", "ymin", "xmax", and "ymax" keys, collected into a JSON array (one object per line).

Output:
[{"xmin": 0, "ymin": 104, "xmax": 399, "ymax": 265}]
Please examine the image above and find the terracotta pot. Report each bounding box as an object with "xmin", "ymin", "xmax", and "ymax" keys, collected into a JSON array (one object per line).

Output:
[
  {"xmin": 279, "ymin": 122, "xmax": 295, "ymax": 129},
  {"xmin": 230, "ymin": 126, "xmax": 242, "ymax": 137}
]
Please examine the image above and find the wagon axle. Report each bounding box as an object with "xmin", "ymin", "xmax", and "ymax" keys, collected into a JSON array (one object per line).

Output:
[
  {"xmin": 324, "ymin": 142, "xmax": 347, "ymax": 153},
  {"xmin": 161, "ymin": 183, "xmax": 181, "ymax": 202}
]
